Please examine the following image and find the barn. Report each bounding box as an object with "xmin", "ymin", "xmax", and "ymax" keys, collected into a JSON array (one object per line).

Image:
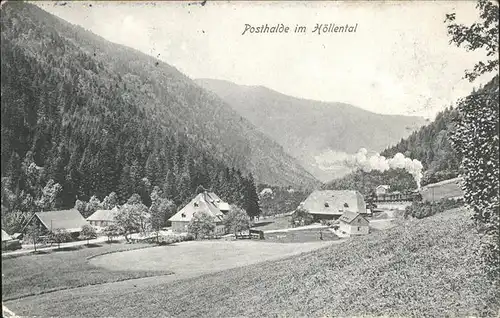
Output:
[
  {"xmin": 300, "ymin": 190, "xmax": 367, "ymax": 221},
  {"xmin": 23, "ymin": 209, "xmax": 89, "ymax": 238},
  {"xmin": 168, "ymin": 191, "xmax": 230, "ymax": 234},
  {"xmin": 338, "ymin": 211, "xmax": 369, "ymax": 236}
]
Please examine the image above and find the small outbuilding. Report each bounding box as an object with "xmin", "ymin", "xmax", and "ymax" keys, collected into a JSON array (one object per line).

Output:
[
  {"xmin": 2, "ymin": 228, "xmax": 22, "ymax": 251},
  {"xmin": 87, "ymin": 207, "xmax": 120, "ymax": 229},
  {"xmin": 375, "ymin": 185, "xmax": 390, "ymax": 196},
  {"xmin": 338, "ymin": 211, "xmax": 369, "ymax": 236}
]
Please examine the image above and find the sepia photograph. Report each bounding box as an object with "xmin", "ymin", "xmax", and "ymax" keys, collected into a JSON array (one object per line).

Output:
[{"xmin": 1, "ymin": 0, "xmax": 499, "ymax": 317}]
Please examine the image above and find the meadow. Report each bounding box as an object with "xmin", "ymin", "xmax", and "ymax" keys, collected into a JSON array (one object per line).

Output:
[
  {"xmin": 4, "ymin": 207, "xmax": 498, "ymax": 317},
  {"xmin": 1, "ymin": 242, "xmax": 171, "ymax": 301}
]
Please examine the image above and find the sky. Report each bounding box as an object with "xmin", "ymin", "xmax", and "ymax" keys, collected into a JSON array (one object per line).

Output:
[{"xmin": 36, "ymin": 1, "xmax": 495, "ymax": 119}]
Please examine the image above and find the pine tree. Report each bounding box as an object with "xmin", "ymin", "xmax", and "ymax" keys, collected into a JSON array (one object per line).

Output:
[{"xmin": 242, "ymin": 173, "xmax": 261, "ymax": 220}]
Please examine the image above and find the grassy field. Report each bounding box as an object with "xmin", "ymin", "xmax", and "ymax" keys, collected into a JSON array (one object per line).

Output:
[
  {"xmin": 264, "ymin": 228, "xmax": 338, "ymax": 243},
  {"xmin": 90, "ymin": 240, "xmax": 333, "ymax": 274},
  {"xmin": 252, "ymin": 215, "xmax": 291, "ymax": 231},
  {"xmin": 1, "ymin": 242, "xmax": 171, "ymax": 301},
  {"xmin": 5, "ymin": 207, "xmax": 499, "ymax": 317}
]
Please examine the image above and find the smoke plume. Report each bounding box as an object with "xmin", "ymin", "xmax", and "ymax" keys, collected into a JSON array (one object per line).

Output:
[{"xmin": 345, "ymin": 148, "xmax": 424, "ymax": 188}]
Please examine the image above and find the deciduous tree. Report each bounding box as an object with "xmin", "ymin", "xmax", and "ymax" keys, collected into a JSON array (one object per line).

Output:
[
  {"xmin": 80, "ymin": 224, "xmax": 97, "ymax": 245},
  {"xmin": 188, "ymin": 211, "xmax": 215, "ymax": 240},
  {"xmin": 223, "ymin": 205, "xmax": 251, "ymax": 238},
  {"xmin": 446, "ymin": 0, "xmax": 499, "ymax": 278}
]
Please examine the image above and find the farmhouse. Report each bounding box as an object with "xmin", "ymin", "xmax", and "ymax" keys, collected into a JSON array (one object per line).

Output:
[
  {"xmin": 87, "ymin": 207, "xmax": 120, "ymax": 229},
  {"xmin": 23, "ymin": 209, "xmax": 89, "ymax": 237},
  {"xmin": 420, "ymin": 177, "xmax": 464, "ymax": 202},
  {"xmin": 168, "ymin": 191, "xmax": 230, "ymax": 234},
  {"xmin": 301, "ymin": 190, "xmax": 367, "ymax": 221},
  {"xmin": 338, "ymin": 211, "xmax": 369, "ymax": 236}
]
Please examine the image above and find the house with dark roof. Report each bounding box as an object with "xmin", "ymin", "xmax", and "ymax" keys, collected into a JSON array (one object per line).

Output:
[
  {"xmin": 169, "ymin": 191, "xmax": 230, "ymax": 234},
  {"xmin": 300, "ymin": 190, "xmax": 366, "ymax": 221},
  {"xmin": 23, "ymin": 209, "xmax": 89, "ymax": 237},
  {"xmin": 338, "ymin": 211, "xmax": 369, "ymax": 236},
  {"xmin": 87, "ymin": 207, "xmax": 120, "ymax": 229}
]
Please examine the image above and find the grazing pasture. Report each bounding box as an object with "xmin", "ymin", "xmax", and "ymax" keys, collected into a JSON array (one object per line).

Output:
[
  {"xmin": 5, "ymin": 207, "xmax": 498, "ymax": 318},
  {"xmin": 252, "ymin": 215, "xmax": 292, "ymax": 231},
  {"xmin": 1, "ymin": 242, "xmax": 171, "ymax": 301},
  {"xmin": 263, "ymin": 228, "xmax": 338, "ymax": 243},
  {"xmin": 90, "ymin": 240, "xmax": 334, "ymax": 274}
]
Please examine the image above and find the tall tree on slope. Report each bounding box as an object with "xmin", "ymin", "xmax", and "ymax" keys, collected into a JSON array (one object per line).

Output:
[
  {"xmin": 446, "ymin": 0, "xmax": 499, "ymax": 278},
  {"xmin": 243, "ymin": 173, "xmax": 261, "ymax": 220}
]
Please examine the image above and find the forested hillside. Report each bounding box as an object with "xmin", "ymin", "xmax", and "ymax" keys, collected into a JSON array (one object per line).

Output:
[
  {"xmin": 325, "ymin": 83, "xmax": 492, "ymax": 194},
  {"xmin": 381, "ymin": 106, "xmax": 461, "ymax": 186},
  {"xmin": 0, "ymin": 2, "xmax": 318, "ymax": 231}
]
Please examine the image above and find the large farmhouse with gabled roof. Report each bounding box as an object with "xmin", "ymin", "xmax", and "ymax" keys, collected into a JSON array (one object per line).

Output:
[
  {"xmin": 169, "ymin": 191, "xmax": 230, "ymax": 234},
  {"xmin": 300, "ymin": 190, "xmax": 367, "ymax": 221}
]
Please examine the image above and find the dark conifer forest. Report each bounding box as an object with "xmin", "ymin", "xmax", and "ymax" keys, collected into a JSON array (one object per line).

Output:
[{"xmin": 1, "ymin": 2, "xmax": 331, "ymax": 230}]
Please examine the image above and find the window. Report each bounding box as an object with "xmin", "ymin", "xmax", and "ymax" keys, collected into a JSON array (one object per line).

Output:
[
  {"xmin": 344, "ymin": 203, "xmax": 349, "ymax": 208},
  {"xmin": 194, "ymin": 202, "xmax": 199, "ymax": 207},
  {"xmin": 357, "ymin": 226, "xmax": 361, "ymax": 231},
  {"xmin": 324, "ymin": 202, "xmax": 329, "ymax": 208},
  {"xmin": 181, "ymin": 213, "xmax": 186, "ymax": 218}
]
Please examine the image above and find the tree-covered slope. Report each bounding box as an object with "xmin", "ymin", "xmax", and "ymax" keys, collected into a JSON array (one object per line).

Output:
[
  {"xmin": 0, "ymin": 1, "xmax": 319, "ymax": 195},
  {"xmin": 324, "ymin": 75, "xmax": 498, "ymax": 195}
]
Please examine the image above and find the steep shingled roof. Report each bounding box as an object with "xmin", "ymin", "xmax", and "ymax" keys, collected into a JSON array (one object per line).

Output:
[
  {"xmin": 338, "ymin": 211, "xmax": 367, "ymax": 224},
  {"xmin": 168, "ymin": 192, "xmax": 228, "ymax": 222},
  {"xmin": 87, "ymin": 207, "xmax": 120, "ymax": 222},
  {"xmin": 33, "ymin": 209, "xmax": 89, "ymax": 233},
  {"xmin": 301, "ymin": 190, "xmax": 366, "ymax": 215}
]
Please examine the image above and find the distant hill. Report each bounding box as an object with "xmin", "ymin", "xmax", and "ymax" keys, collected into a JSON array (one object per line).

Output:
[
  {"xmin": 0, "ymin": 0, "xmax": 319, "ymax": 207},
  {"xmin": 324, "ymin": 75, "xmax": 499, "ymax": 195},
  {"xmin": 195, "ymin": 78, "xmax": 426, "ymax": 182}
]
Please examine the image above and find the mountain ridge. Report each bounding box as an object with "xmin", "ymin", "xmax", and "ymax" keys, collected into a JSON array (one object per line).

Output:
[{"xmin": 195, "ymin": 78, "xmax": 427, "ymax": 182}]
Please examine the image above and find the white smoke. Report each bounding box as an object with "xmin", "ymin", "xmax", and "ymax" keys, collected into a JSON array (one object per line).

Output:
[{"xmin": 346, "ymin": 148, "xmax": 424, "ymax": 188}]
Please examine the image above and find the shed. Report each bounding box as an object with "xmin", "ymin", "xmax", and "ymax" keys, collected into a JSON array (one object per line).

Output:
[
  {"xmin": 338, "ymin": 211, "xmax": 369, "ymax": 236},
  {"xmin": 87, "ymin": 206, "xmax": 120, "ymax": 228}
]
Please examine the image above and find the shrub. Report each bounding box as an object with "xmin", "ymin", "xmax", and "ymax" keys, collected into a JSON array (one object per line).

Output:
[
  {"xmin": 188, "ymin": 211, "xmax": 216, "ymax": 239},
  {"xmin": 404, "ymin": 199, "xmax": 464, "ymax": 219},
  {"xmin": 290, "ymin": 208, "xmax": 314, "ymax": 227}
]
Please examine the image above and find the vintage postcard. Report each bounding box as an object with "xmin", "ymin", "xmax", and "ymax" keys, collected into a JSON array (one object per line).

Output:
[{"xmin": 1, "ymin": 1, "xmax": 498, "ymax": 317}]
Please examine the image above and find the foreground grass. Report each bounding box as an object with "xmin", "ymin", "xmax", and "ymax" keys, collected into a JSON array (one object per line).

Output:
[
  {"xmin": 1, "ymin": 242, "xmax": 171, "ymax": 300},
  {"xmin": 6, "ymin": 208, "xmax": 499, "ymax": 317}
]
